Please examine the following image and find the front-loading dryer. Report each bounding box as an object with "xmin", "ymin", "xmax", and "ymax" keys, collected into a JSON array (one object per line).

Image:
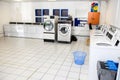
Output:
[
  {"xmin": 43, "ymin": 16, "xmax": 56, "ymax": 42},
  {"xmin": 57, "ymin": 21, "xmax": 71, "ymax": 43}
]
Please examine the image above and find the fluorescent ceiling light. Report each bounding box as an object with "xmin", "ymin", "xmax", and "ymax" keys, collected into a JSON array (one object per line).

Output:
[
  {"xmin": 48, "ymin": 0, "xmax": 56, "ymax": 1},
  {"xmin": 14, "ymin": 0, "xmax": 22, "ymax": 1}
]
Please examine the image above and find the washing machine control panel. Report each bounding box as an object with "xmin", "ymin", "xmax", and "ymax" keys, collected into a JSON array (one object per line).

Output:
[
  {"xmin": 101, "ymin": 24, "xmax": 109, "ymax": 35},
  {"xmin": 114, "ymin": 30, "xmax": 120, "ymax": 46}
]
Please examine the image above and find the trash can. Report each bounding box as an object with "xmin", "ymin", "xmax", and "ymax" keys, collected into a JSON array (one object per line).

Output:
[{"xmin": 73, "ymin": 51, "xmax": 86, "ymax": 65}]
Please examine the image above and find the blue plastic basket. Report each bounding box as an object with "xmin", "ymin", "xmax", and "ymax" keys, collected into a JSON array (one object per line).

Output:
[{"xmin": 73, "ymin": 51, "xmax": 86, "ymax": 65}]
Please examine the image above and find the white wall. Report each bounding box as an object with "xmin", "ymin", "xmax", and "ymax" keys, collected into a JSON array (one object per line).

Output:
[
  {"xmin": 10, "ymin": 3, "xmax": 22, "ymax": 22},
  {"xmin": 9, "ymin": 1, "xmax": 107, "ymax": 24},
  {"xmin": 99, "ymin": 1, "xmax": 107, "ymax": 24},
  {"xmin": 0, "ymin": 1, "xmax": 10, "ymax": 37},
  {"xmin": 106, "ymin": 0, "xmax": 120, "ymax": 28},
  {"xmin": 10, "ymin": 1, "xmax": 91, "ymax": 22},
  {"xmin": 116, "ymin": 0, "xmax": 120, "ymax": 28}
]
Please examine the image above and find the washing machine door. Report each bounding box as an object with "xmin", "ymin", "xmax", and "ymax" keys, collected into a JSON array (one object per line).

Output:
[
  {"xmin": 44, "ymin": 20, "xmax": 54, "ymax": 31},
  {"xmin": 59, "ymin": 25, "xmax": 69, "ymax": 36}
]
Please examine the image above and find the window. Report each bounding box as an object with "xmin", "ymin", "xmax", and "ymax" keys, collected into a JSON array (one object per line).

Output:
[
  {"xmin": 43, "ymin": 9, "xmax": 49, "ymax": 15},
  {"xmin": 35, "ymin": 9, "xmax": 42, "ymax": 16},
  {"xmin": 53, "ymin": 9, "xmax": 60, "ymax": 16},
  {"xmin": 35, "ymin": 17, "xmax": 42, "ymax": 23},
  {"xmin": 61, "ymin": 9, "xmax": 68, "ymax": 17}
]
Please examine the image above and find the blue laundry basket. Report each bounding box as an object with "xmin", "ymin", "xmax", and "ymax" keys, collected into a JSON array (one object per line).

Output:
[{"xmin": 73, "ymin": 51, "xmax": 86, "ymax": 65}]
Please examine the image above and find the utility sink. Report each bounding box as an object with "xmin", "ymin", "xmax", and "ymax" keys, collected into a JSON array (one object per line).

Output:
[{"xmin": 96, "ymin": 43, "xmax": 112, "ymax": 46}]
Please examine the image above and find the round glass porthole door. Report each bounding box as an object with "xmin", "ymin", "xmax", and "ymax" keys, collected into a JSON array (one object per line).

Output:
[
  {"xmin": 44, "ymin": 20, "xmax": 54, "ymax": 31},
  {"xmin": 59, "ymin": 25, "xmax": 69, "ymax": 35}
]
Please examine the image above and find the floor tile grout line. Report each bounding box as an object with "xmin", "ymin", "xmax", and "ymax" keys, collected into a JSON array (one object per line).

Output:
[
  {"xmin": 26, "ymin": 54, "xmax": 52, "ymax": 80},
  {"xmin": 39, "ymin": 46, "xmax": 68, "ymax": 80},
  {"xmin": 52, "ymin": 43, "xmax": 77, "ymax": 80},
  {"xmin": 26, "ymin": 45, "xmax": 66, "ymax": 80},
  {"xmin": 0, "ymin": 47, "xmax": 39, "ymax": 66},
  {"xmin": 78, "ymin": 65, "xmax": 82, "ymax": 80},
  {"xmin": 67, "ymin": 41, "xmax": 84, "ymax": 80},
  {"xmin": 0, "ymin": 37, "xmax": 89, "ymax": 80},
  {"xmin": 2, "ymin": 50, "xmax": 45, "ymax": 70},
  {"xmin": 65, "ymin": 60, "xmax": 74, "ymax": 79},
  {"xmin": 78, "ymin": 39, "xmax": 87, "ymax": 80},
  {"xmin": 14, "ymin": 55, "xmax": 45, "ymax": 78},
  {"xmin": 38, "ymin": 55, "xmax": 59, "ymax": 79},
  {"xmin": 10, "ymin": 45, "xmax": 49, "ymax": 79},
  {"xmin": 3, "ymin": 45, "xmax": 56, "ymax": 69},
  {"xmin": 25, "ymin": 45, "xmax": 55, "ymax": 80}
]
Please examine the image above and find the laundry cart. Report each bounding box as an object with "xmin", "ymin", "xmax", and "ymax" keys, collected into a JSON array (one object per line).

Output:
[{"xmin": 97, "ymin": 60, "xmax": 118, "ymax": 80}]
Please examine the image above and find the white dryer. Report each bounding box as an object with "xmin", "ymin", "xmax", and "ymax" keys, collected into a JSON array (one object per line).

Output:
[
  {"xmin": 43, "ymin": 16, "xmax": 56, "ymax": 42},
  {"xmin": 57, "ymin": 21, "xmax": 71, "ymax": 43}
]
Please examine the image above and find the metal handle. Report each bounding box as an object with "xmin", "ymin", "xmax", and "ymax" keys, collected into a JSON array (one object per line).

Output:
[{"xmin": 116, "ymin": 57, "xmax": 120, "ymax": 80}]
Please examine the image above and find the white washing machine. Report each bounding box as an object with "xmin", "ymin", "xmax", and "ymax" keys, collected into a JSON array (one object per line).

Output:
[
  {"xmin": 43, "ymin": 16, "xmax": 56, "ymax": 42},
  {"xmin": 57, "ymin": 21, "xmax": 71, "ymax": 43},
  {"xmin": 90, "ymin": 25, "xmax": 120, "ymax": 51},
  {"xmin": 89, "ymin": 27, "xmax": 120, "ymax": 80},
  {"xmin": 93, "ymin": 24, "xmax": 109, "ymax": 36}
]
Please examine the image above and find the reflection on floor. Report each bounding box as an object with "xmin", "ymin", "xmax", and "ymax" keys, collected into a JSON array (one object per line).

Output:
[{"xmin": 0, "ymin": 37, "xmax": 89, "ymax": 80}]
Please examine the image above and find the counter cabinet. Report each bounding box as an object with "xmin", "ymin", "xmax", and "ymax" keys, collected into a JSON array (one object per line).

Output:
[{"xmin": 4, "ymin": 24, "xmax": 43, "ymax": 39}]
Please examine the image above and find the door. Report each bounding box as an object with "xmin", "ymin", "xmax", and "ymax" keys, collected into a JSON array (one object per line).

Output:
[
  {"xmin": 44, "ymin": 20, "xmax": 54, "ymax": 31},
  {"xmin": 59, "ymin": 25, "xmax": 69, "ymax": 36}
]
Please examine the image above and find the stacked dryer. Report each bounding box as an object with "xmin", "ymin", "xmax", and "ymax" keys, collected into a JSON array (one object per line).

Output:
[
  {"xmin": 43, "ymin": 16, "xmax": 57, "ymax": 42},
  {"xmin": 57, "ymin": 20, "xmax": 72, "ymax": 43}
]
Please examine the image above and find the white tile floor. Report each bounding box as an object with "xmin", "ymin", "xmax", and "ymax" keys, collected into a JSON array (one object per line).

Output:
[{"xmin": 0, "ymin": 37, "xmax": 89, "ymax": 80}]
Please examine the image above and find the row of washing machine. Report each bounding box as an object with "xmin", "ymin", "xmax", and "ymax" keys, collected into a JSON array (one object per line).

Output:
[
  {"xmin": 43, "ymin": 16, "xmax": 72, "ymax": 43},
  {"xmin": 91, "ymin": 24, "xmax": 120, "ymax": 47}
]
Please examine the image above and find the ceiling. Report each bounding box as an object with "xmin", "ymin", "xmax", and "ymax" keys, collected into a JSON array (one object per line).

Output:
[{"xmin": 0, "ymin": 0, "xmax": 106, "ymax": 2}]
